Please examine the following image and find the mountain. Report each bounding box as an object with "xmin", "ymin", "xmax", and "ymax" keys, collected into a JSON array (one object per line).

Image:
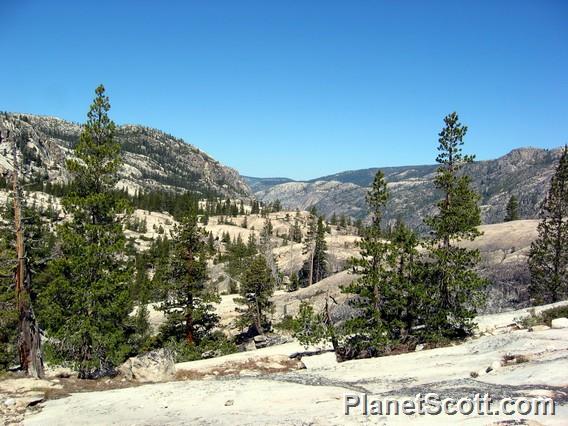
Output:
[
  {"xmin": 253, "ymin": 147, "xmax": 562, "ymax": 230},
  {"xmin": 242, "ymin": 176, "xmax": 295, "ymax": 193},
  {"xmin": 0, "ymin": 113, "xmax": 251, "ymax": 198}
]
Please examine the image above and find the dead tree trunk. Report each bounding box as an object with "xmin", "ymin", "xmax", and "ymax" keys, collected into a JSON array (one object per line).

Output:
[
  {"xmin": 9, "ymin": 130, "xmax": 44, "ymax": 378},
  {"xmin": 324, "ymin": 293, "xmax": 342, "ymax": 362}
]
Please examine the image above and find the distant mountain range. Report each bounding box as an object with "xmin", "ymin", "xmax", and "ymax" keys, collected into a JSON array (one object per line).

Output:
[
  {"xmin": 246, "ymin": 147, "xmax": 563, "ymax": 230},
  {"xmin": 0, "ymin": 113, "xmax": 251, "ymax": 198},
  {"xmin": 1, "ymin": 112, "xmax": 562, "ymax": 231}
]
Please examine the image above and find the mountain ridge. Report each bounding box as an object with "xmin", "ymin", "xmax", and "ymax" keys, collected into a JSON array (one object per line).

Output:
[
  {"xmin": 0, "ymin": 112, "xmax": 252, "ymax": 199},
  {"xmin": 251, "ymin": 146, "xmax": 563, "ymax": 229}
]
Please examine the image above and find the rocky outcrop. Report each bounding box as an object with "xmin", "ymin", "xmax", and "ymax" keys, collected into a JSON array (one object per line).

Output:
[
  {"xmin": 119, "ymin": 349, "xmax": 176, "ymax": 382},
  {"xmin": 0, "ymin": 113, "xmax": 251, "ymax": 198}
]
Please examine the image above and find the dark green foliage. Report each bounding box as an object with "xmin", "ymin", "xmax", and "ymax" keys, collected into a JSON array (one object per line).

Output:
[
  {"xmin": 0, "ymin": 213, "xmax": 17, "ymax": 370},
  {"xmin": 300, "ymin": 211, "xmax": 328, "ymax": 286},
  {"xmin": 157, "ymin": 215, "xmax": 219, "ymax": 346},
  {"xmin": 311, "ymin": 217, "xmax": 328, "ymax": 284},
  {"xmin": 235, "ymin": 254, "xmax": 274, "ymax": 335},
  {"xmin": 290, "ymin": 302, "xmax": 328, "ymax": 348},
  {"xmin": 528, "ymin": 146, "xmax": 568, "ymax": 304},
  {"xmin": 342, "ymin": 171, "xmax": 397, "ymax": 353},
  {"xmin": 289, "ymin": 218, "xmax": 302, "ymax": 243},
  {"xmin": 423, "ymin": 112, "xmax": 487, "ymax": 339},
  {"xmin": 223, "ymin": 233, "xmax": 257, "ymax": 283},
  {"xmin": 164, "ymin": 331, "xmax": 237, "ymax": 363},
  {"xmin": 0, "ymin": 192, "xmax": 56, "ymax": 371},
  {"xmin": 37, "ymin": 85, "xmax": 134, "ymax": 378},
  {"xmin": 504, "ymin": 195, "xmax": 519, "ymax": 222}
]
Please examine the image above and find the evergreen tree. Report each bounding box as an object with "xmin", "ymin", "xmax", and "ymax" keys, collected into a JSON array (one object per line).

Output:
[
  {"xmin": 290, "ymin": 218, "xmax": 303, "ymax": 243},
  {"xmin": 301, "ymin": 210, "xmax": 318, "ymax": 286},
  {"xmin": 423, "ymin": 112, "xmax": 486, "ymax": 339},
  {"xmin": 504, "ymin": 195, "xmax": 519, "ymax": 222},
  {"xmin": 38, "ymin": 85, "xmax": 134, "ymax": 378},
  {"xmin": 528, "ymin": 146, "xmax": 568, "ymax": 304},
  {"xmin": 342, "ymin": 171, "xmax": 393, "ymax": 354},
  {"xmin": 235, "ymin": 254, "xmax": 274, "ymax": 335},
  {"xmin": 158, "ymin": 215, "xmax": 219, "ymax": 345},
  {"xmin": 0, "ymin": 206, "xmax": 18, "ymax": 371},
  {"xmin": 311, "ymin": 217, "xmax": 328, "ymax": 284},
  {"xmin": 330, "ymin": 212, "xmax": 337, "ymax": 226}
]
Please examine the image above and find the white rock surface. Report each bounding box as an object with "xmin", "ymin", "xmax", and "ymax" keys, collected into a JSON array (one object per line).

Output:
[
  {"xmin": 23, "ymin": 323, "xmax": 568, "ymax": 425},
  {"xmin": 551, "ymin": 317, "xmax": 568, "ymax": 329}
]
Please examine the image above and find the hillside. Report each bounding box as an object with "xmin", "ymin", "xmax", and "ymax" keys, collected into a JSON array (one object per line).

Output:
[
  {"xmin": 253, "ymin": 147, "xmax": 562, "ymax": 230},
  {"xmin": 0, "ymin": 113, "xmax": 251, "ymax": 198}
]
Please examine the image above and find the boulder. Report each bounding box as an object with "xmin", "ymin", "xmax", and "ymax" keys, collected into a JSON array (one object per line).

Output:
[
  {"xmin": 551, "ymin": 317, "xmax": 568, "ymax": 329},
  {"xmin": 119, "ymin": 348, "xmax": 175, "ymax": 382},
  {"xmin": 253, "ymin": 335, "xmax": 267, "ymax": 344}
]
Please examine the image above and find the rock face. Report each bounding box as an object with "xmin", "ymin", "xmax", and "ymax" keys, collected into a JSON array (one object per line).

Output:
[
  {"xmin": 22, "ymin": 309, "xmax": 568, "ymax": 425},
  {"xmin": 252, "ymin": 147, "xmax": 562, "ymax": 230},
  {"xmin": 119, "ymin": 349, "xmax": 176, "ymax": 382},
  {"xmin": 0, "ymin": 113, "xmax": 251, "ymax": 198}
]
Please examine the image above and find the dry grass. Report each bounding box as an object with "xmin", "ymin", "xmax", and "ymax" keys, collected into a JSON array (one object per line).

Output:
[
  {"xmin": 502, "ymin": 353, "xmax": 531, "ymax": 365},
  {"xmin": 175, "ymin": 356, "xmax": 305, "ymax": 381}
]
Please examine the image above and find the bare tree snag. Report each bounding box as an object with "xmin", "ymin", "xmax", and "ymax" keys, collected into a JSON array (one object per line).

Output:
[{"xmin": 7, "ymin": 127, "xmax": 44, "ymax": 378}]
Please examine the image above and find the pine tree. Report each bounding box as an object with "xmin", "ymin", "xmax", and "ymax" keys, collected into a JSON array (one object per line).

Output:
[
  {"xmin": 423, "ymin": 112, "xmax": 486, "ymax": 339},
  {"xmin": 342, "ymin": 171, "xmax": 393, "ymax": 355},
  {"xmin": 290, "ymin": 218, "xmax": 303, "ymax": 243},
  {"xmin": 528, "ymin": 146, "xmax": 568, "ymax": 304},
  {"xmin": 158, "ymin": 215, "xmax": 219, "ymax": 345},
  {"xmin": 330, "ymin": 212, "xmax": 337, "ymax": 226},
  {"xmin": 504, "ymin": 195, "xmax": 519, "ymax": 222},
  {"xmin": 311, "ymin": 216, "xmax": 328, "ymax": 284},
  {"xmin": 235, "ymin": 254, "xmax": 274, "ymax": 335},
  {"xmin": 38, "ymin": 85, "xmax": 134, "ymax": 378},
  {"xmin": 302, "ymin": 211, "xmax": 318, "ymax": 286}
]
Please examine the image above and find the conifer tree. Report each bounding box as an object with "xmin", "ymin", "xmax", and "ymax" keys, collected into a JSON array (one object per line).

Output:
[
  {"xmin": 302, "ymin": 210, "xmax": 318, "ymax": 286},
  {"xmin": 38, "ymin": 85, "xmax": 133, "ymax": 378},
  {"xmin": 423, "ymin": 112, "xmax": 486, "ymax": 339},
  {"xmin": 528, "ymin": 146, "xmax": 568, "ymax": 303},
  {"xmin": 342, "ymin": 171, "xmax": 393, "ymax": 354},
  {"xmin": 330, "ymin": 212, "xmax": 337, "ymax": 226},
  {"xmin": 159, "ymin": 215, "xmax": 219, "ymax": 345},
  {"xmin": 290, "ymin": 218, "xmax": 303, "ymax": 243},
  {"xmin": 504, "ymin": 195, "xmax": 519, "ymax": 222},
  {"xmin": 235, "ymin": 254, "xmax": 274, "ymax": 335},
  {"xmin": 311, "ymin": 216, "xmax": 328, "ymax": 284}
]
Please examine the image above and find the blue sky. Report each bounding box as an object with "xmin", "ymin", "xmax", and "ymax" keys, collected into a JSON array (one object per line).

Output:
[{"xmin": 1, "ymin": 1, "xmax": 566, "ymax": 180}]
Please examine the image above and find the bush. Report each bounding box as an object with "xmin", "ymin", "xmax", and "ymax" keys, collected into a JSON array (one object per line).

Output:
[
  {"xmin": 517, "ymin": 305, "xmax": 568, "ymax": 328},
  {"xmin": 540, "ymin": 305, "xmax": 568, "ymax": 325},
  {"xmin": 164, "ymin": 331, "xmax": 237, "ymax": 363}
]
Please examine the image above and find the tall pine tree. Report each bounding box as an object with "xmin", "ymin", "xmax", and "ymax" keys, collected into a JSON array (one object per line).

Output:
[
  {"xmin": 235, "ymin": 254, "xmax": 274, "ymax": 335},
  {"xmin": 342, "ymin": 171, "xmax": 394, "ymax": 355},
  {"xmin": 159, "ymin": 215, "xmax": 219, "ymax": 345},
  {"xmin": 504, "ymin": 195, "xmax": 519, "ymax": 222},
  {"xmin": 424, "ymin": 112, "xmax": 486, "ymax": 339},
  {"xmin": 38, "ymin": 85, "xmax": 134, "ymax": 378},
  {"xmin": 528, "ymin": 146, "xmax": 568, "ymax": 304}
]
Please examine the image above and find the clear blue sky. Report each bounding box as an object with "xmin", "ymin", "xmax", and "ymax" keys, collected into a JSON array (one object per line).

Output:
[{"xmin": 1, "ymin": 1, "xmax": 566, "ymax": 180}]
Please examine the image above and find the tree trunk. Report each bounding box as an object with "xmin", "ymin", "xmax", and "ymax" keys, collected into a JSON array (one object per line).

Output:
[
  {"xmin": 308, "ymin": 248, "xmax": 314, "ymax": 286},
  {"xmin": 254, "ymin": 298, "xmax": 263, "ymax": 335},
  {"xmin": 10, "ymin": 134, "xmax": 44, "ymax": 378}
]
